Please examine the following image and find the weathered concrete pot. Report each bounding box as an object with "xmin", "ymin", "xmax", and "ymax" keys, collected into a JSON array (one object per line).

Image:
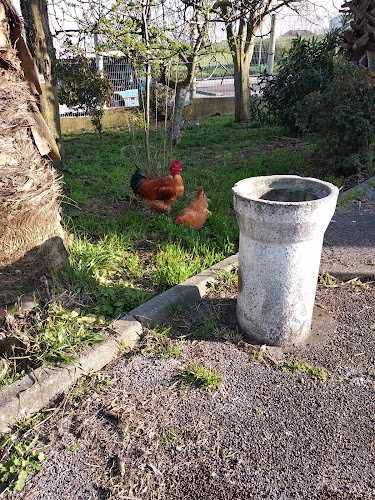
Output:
[{"xmin": 233, "ymin": 175, "xmax": 339, "ymax": 347}]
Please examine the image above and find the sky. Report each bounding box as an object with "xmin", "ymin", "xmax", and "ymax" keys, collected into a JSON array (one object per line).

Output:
[
  {"xmin": 274, "ymin": 0, "xmax": 343, "ymax": 37},
  {"xmin": 12, "ymin": 0, "xmax": 344, "ymax": 40}
]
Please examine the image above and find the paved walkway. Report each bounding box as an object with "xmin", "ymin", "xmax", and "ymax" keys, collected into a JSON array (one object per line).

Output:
[{"xmin": 322, "ymin": 177, "xmax": 375, "ymax": 280}]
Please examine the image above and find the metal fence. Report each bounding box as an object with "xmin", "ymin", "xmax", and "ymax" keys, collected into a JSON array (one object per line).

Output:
[
  {"xmin": 58, "ymin": 56, "xmax": 143, "ymax": 117},
  {"xmin": 57, "ymin": 45, "xmax": 267, "ymax": 117}
]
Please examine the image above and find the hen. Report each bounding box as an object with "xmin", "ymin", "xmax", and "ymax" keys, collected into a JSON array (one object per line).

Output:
[
  {"xmin": 175, "ymin": 186, "xmax": 211, "ymax": 228},
  {"xmin": 130, "ymin": 159, "xmax": 183, "ymax": 216}
]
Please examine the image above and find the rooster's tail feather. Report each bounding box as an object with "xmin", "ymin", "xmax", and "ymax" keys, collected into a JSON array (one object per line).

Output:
[{"xmin": 130, "ymin": 167, "xmax": 146, "ymax": 195}]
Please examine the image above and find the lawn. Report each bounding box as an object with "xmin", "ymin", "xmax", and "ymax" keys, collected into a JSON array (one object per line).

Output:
[{"xmin": 59, "ymin": 115, "xmax": 317, "ymax": 320}]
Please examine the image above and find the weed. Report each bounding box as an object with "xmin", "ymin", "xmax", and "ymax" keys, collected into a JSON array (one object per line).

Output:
[
  {"xmin": 0, "ymin": 304, "xmax": 104, "ymax": 390},
  {"xmin": 74, "ymin": 372, "xmax": 115, "ymax": 395},
  {"xmin": 345, "ymin": 277, "xmax": 370, "ymax": 291},
  {"xmin": 338, "ymin": 189, "xmax": 364, "ymax": 207},
  {"xmin": 159, "ymin": 428, "xmax": 184, "ymax": 447},
  {"xmin": 219, "ymin": 327, "xmax": 243, "ymax": 344},
  {"xmin": 250, "ymin": 350, "xmax": 264, "ymax": 361},
  {"xmin": 177, "ymin": 362, "xmax": 223, "ymax": 390},
  {"xmin": 280, "ymin": 360, "xmax": 327, "ymax": 381},
  {"xmin": 66, "ymin": 441, "xmax": 81, "ymax": 452},
  {"xmin": 325, "ymin": 175, "xmax": 344, "ymax": 189},
  {"xmin": 155, "ymin": 343, "xmax": 183, "ymax": 359},
  {"xmin": 140, "ymin": 326, "xmax": 182, "ymax": 359},
  {"xmin": 116, "ymin": 338, "xmax": 131, "ymax": 353},
  {"xmin": 0, "ymin": 416, "xmax": 47, "ymax": 492},
  {"xmin": 208, "ymin": 267, "xmax": 238, "ymax": 295},
  {"xmin": 318, "ymin": 273, "xmax": 337, "ymax": 288},
  {"xmin": 167, "ymin": 304, "xmax": 183, "ymax": 315},
  {"xmin": 186, "ymin": 315, "xmax": 220, "ymax": 340}
]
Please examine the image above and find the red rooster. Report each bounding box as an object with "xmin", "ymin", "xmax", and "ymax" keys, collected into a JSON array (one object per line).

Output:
[{"xmin": 130, "ymin": 159, "xmax": 184, "ymax": 216}]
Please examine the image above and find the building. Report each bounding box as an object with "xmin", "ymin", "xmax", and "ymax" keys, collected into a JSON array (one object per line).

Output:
[{"xmin": 280, "ymin": 30, "xmax": 315, "ymax": 38}]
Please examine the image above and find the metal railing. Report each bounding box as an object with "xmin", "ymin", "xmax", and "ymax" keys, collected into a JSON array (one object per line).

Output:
[{"xmin": 57, "ymin": 40, "xmax": 268, "ymax": 116}]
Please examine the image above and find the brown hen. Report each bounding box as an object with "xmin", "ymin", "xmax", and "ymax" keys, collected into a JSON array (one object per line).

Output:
[{"xmin": 175, "ymin": 186, "xmax": 211, "ymax": 228}]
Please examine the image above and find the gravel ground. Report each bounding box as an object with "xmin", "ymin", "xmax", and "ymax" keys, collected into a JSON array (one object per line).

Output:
[{"xmin": 4, "ymin": 276, "xmax": 375, "ymax": 500}]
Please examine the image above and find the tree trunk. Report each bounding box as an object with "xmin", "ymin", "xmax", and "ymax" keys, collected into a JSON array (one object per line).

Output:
[
  {"xmin": 20, "ymin": 0, "xmax": 66, "ymax": 168},
  {"xmin": 169, "ymin": 82, "xmax": 187, "ymax": 147},
  {"xmin": 166, "ymin": 54, "xmax": 199, "ymax": 147},
  {"xmin": 0, "ymin": 0, "xmax": 67, "ymax": 304},
  {"xmin": 233, "ymin": 45, "xmax": 254, "ymax": 123}
]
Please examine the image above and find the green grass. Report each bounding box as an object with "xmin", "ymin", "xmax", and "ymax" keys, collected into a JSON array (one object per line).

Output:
[
  {"xmin": 0, "ymin": 416, "xmax": 46, "ymax": 492},
  {"xmin": 338, "ymin": 188, "xmax": 364, "ymax": 207},
  {"xmin": 159, "ymin": 428, "xmax": 184, "ymax": 447},
  {"xmin": 0, "ymin": 303, "xmax": 104, "ymax": 390},
  {"xmin": 140, "ymin": 326, "xmax": 183, "ymax": 359},
  {"xmin": 58, "ymin": 115, "xmax": 315, "ymax": 321},
  {"xmin": 280, "ymin": 360, "xmax": 327, "ymax": 381},
  {"xmin": 177, "ymin": 362, "xmax": 223, "ymax": 389}
]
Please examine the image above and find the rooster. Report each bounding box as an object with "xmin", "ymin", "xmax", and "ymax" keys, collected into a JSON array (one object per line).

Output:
[
  {"xmin": 130, "ymin": 159, "xmax": 184, "ymax": 216},
  {"xmin": 175, "ymin": 186, "xmax": 211, "ymax": 229}
]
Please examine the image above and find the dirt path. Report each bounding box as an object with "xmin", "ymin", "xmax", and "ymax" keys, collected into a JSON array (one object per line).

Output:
[{"xmin": 6, "ymin": 277, "xmax": 375, "ymax": 500}]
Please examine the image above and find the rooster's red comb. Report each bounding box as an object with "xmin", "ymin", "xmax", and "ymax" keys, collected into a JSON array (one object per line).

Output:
[{"xmin": 171, "ymin": 159, "xmax": 182, "ymax": 169}]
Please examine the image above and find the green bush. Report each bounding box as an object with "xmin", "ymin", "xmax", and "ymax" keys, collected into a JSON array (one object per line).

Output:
[
  {"xmin": 295, "ymin": 58, "xmax": 375, "ymax": 174},
  {"xmin": 261, "ymin": 33, "xmax": 339, "ymax": 129}
]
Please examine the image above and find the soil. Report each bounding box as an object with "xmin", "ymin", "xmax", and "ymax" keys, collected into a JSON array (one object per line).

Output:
[{"xmin": 5, "ymin": 276, "xmax": 375, "ymax": 500}]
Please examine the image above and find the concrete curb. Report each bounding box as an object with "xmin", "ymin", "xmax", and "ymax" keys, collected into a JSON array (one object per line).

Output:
[
  {"xmin": 0, "ymin": 255, "xmax": 238, "ymax": 434},
  {"xmin": 130, "ymin": 254, "xmax": 238, "ymax": 326},
  {"xmin": 318, "ymin": 263, "xmax": 375, "ymax": 282},
  {"xmin": 322, "ymin": 175, "xmax": 375, "ymax": 281},
  {"xmin": 338, "ymin": 175, "xmax": 375, "ymax": 199}
]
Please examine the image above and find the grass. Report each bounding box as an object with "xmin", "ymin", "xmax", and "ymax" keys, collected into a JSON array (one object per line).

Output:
[
  {"xmin": 249, "ymin": 350, "xmax": 327, "ymax": 381},
  {"xmin": 0, "ymin": 416, "xmax": 46, "ymax": 492},
  {"xmin": 338, "ymin": 188, "xmax": 364, "ymax": 207},
  {"xmin": 59, "ymin": 116, "xmax": 315, "ymax": 318},
  {"xmin": 159, "ymin": 427, "xmax": 184, "ymax": 447},
  {"xmin": 318, "ymin": 273, "xmax": 337, "ymax": 288},
  {"xmin": 280, "ymin": 360, "xmax": 327, "ymax": 381},
  {"xmin": 0, "ymin": 303, "xmax": 104, "ymax": 390},
  {"xmin": 177, "ymin": 362, "xmax": 223, "ymax": 389},
  {"xmin": 140, "ymin": 326, "xmax": 183, "ymax": 359}
]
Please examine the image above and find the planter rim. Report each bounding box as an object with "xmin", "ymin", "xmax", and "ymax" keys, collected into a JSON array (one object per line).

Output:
[{"xmin": 233, "ymin": 175, "xmax": 339, "ymax": 206}]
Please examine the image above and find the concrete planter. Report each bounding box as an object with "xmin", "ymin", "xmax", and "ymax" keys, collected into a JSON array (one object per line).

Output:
[{"xmin": 233, "ymin": 175, "xmax": 339, "ymax": 346}]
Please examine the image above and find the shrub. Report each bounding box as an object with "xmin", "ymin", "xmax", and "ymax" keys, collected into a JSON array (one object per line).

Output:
[
  {"xmin": 57, "ymin": 53, "xmax": 113, "ymax": 137},
  {"xmin": 261, "ymin": 33, "xmax": 339, "ymax": 129},
  {"xmin": 295, "ymin": 58, "xmax": 375, "ymax": 174}
]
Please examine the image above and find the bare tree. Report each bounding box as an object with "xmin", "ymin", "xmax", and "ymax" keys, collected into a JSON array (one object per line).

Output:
[
  {"xmin": 20, "ymin": 0, "xmax": 66, "ymax": 167},
  {"xmin": 162, "ymin": 0, "xmax": 213, "ymax": 146},
  {"xmin": 213, "ymin": 0, "xmax": 311, "ymax": 123}
]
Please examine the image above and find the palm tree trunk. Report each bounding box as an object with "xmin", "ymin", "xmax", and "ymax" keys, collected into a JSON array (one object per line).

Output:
[
  {"xmin": 20, "ymin": 0, "xmax": 66, "ymax": 168},
  {"xmin": 0, "ymin": 0, "xmax": 67, "ymax": 303}
]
